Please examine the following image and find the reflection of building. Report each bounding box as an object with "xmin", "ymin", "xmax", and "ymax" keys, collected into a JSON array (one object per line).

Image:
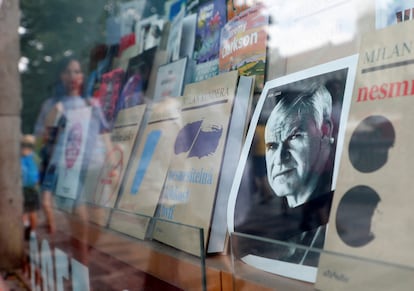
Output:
[{"xmin": 376, "ymin": 0, "xmax": 414, "ymax": 28}]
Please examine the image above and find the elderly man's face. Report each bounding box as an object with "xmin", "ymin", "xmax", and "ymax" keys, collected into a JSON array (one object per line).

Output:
[{"xmin": 265, "ymin": 111, "xmax": 323, "ymax": 203}]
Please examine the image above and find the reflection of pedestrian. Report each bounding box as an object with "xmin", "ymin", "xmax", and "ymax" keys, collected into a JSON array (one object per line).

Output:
[
  {"xmin": 21, "ymin": 135, "xmax": 40, "ymax": 238},
  {"xmin": 41, "ymin": 56, "xmax": 108, "ymax": 264},
  {"xmin": 336, "ymin": 185, "xmax": 381, "ymax": 247},
  {"xmin": 36, "ymin": 57, "xmax": 86, "ymax": 233}
]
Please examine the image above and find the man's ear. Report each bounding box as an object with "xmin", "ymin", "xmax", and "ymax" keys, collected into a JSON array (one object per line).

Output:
[{"xmin": 321, "ymin": 119, "xmax": 333, "ymax": 138}]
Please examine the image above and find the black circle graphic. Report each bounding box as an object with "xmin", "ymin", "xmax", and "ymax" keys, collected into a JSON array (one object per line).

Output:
[
  {"xmin": 349, "ymin": 115, "xmax": 395, "ymax": 173},
  {"xmin": 336, "ymin": 185, "xmax": 381, "ymax": 247}
]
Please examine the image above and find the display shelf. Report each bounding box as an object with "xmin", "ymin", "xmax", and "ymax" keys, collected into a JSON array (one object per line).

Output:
[
  {"xmin": 230, "ymin": 232, "xmax": 414, "ymax": 291},
  {"xmin": 32, "ymin": 209, "xmax": 319, "ymax": 291},
  {"xmin": 50, "ymin": 209, "xmax": 211, "ymax": 290}
]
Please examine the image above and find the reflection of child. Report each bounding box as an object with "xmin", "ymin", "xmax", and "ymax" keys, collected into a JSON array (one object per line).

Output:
[{"xmin": 21, "ymin": 135, "xmax": 40, "ymax": 238}]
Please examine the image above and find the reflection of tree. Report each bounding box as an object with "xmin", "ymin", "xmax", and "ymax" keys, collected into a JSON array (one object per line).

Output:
[
  {"xmin": 20, "ymin": 0, "xmax": 168, "ymax": 133},
  {"xmin": 20, "ymin": 0, "xmax": 108, "ymax": 133}
]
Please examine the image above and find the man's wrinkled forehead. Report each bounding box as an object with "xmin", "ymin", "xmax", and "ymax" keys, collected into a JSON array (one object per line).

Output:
[{"xmin": 265, "ymin": 110, "xmax": 300, "ymax": 141}]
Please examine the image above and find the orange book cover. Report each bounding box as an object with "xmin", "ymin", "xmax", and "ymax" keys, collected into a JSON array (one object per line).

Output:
[{"xmin": 219, "ymin": 4, "xmax": 268, "ymax": 91}]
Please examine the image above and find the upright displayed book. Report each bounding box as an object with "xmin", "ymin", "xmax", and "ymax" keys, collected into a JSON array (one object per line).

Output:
[
  {"xmin": 152, "ymin": 71, "xmax": 239, "ymax": 256},
  {"xmin": 219, "ymin": 4, "xmax": 268, "ymax": 91},
  {"xmin": 125, "ymin": 47, "xmax": 158, "ymax": 88},
  {"xmin": 94, "ymin": 68, "xmax": 125, "ymax": 129},
  {"xmin": 135, "ymin": 15, "xmax": 164, "ymax": 54},
  {"xmin": 316, "ymin": 21, "xmax": 414, "ymax": 291},
  {"xmin": 227, "ymin": 56, "xmax": 358, "ymax": 282},
  {"xmin": 54, "ymin": 107, "xmax": 92, "ymax": 202},
  {"xmin": 110, "ymin": 99, "xmax": 182, "ymax": 240},
  {"xmin": 152, "ymin": 57, "xmax": 194, "ymax": 103},
  {"xmin": 226, "ymin": 0, "xmax": 261, "ymax": 20},
  {"xmin": 83, "ymin": 105, "xmax": 147, "ymax": 226},
  {"xmin": 166, "ymin": 4, "xmax": 185, "ymax": 62},
  {"xmin": 116, "ymin": 47, "xmax": 157, "ymax": 112},
  {"xmin": 165, "ymin": 0, "xmax": 186, "ymax": 21},
  {"xmin": 193, "ymin": 0, "xmax": 226, "ymax": 82},
  {"xmin": 180, "ymin": 13, "xmax": 197, "ymax": 59},
  {"xmin": 208, "ymin": 75, "xmax": 255, "ymax": 253}
]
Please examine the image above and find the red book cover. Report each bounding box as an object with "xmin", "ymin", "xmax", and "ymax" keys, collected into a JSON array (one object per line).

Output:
[{"xmin": 94, "ymin": 68, "xmax": 125, "ymax": 128}]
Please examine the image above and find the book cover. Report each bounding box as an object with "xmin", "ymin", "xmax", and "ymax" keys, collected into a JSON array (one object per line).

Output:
[
  {"xmin": 226, "ymin": 0, "xmax": 261, "ymax": 20},
  {"xmin": 118, "ymin": 33, "xmax": 136, "ymax": 58},
  {"xmin": 227, "ymin": 56, "xmax": 358, "ymax": 282},
  {"xmin": 152, "ymin": 70, "xmax": 239, "ymax": 256},
  {"xmin": 94, "ymin": 68, "xmax": 125, "ymax": 129},
  {"xmin": 96, "ymin": 105, "xmax": 147, "ymax": 207},
  {"xmin": 55, "ymin": 107, "xmax": 92, "ymax": 200},
  {"xmin": 110, "ymin": 98, "xmax": 182, "ymax": 239},
  {"xmin": 117, "ymin": 73, "xmax": 145, "ymax": 112},
  {"xmin": 207, "ymin": 75, "xmax": 255, "ymax": 253},
  {"xmin": 180, "ymin": 13, "xmax": 197, "ymax": 59},
  {"xmin": 152, "ymin": 57, "xmax": 191, "ymax": 103},
  {"xmin": 219, "ymin": 4, "xmax": 268, "ymax": 91},
  {"xmin": 83, "ymin": 105, "xmax": 147, "ymax": 225},
  {"xmin": 135, "ymin": 15, "xmax": 164, "ymax": 54},
  {"xmin": 118, "ymin": 46, "xmax": 157, "ymax": 108},
  {"xmin": 165, "ymin": 0, "xmax": 186, "ymax": 21},
  {"xmin": 116, "ymin": 47, "xmax": 157, "ymax": 113},
  {"xmin": 166, "ymin": 4, "xmax": 185, "ymax": 62},
  {"xmin": 193, "ymin": 0, "xmax": 226, "ymax": 81},
  {"xmin": 316, "ymin": 21, "xmax": 414, "ymax": 291}
]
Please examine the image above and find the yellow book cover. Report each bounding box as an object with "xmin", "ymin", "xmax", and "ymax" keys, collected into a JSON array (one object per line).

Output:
[
  {"xmin": 152, "ymin": 70, "xmax": 239, "ymax": 255},
  {"xmin": 82, "ymin": 105, "xmax": 146, "ymax": 225},
  {"xmin": 110, "ymin": 98, "xmax": 182, "ymax": 239}
]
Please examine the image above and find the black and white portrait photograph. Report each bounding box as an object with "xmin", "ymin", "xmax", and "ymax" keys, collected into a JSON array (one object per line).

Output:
[{"xmin": 227, "ymin": 55, "xmax": 357, "ymax": 282}]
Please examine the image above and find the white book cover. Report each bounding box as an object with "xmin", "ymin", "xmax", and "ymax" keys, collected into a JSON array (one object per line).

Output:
[
  {"xmin": 135, "ymin": 15, "xmax": 164, "ymax": 54},
  {"xmin": 166, "ymin": 6, "xmax": 185, "ymax": 62},
  {"xmin": 55, "ymin": 107, "xmax": 92, "ymax": 200},
  {"xmin": 208, "ymin": 75, "xmax": 255, "ymax": 253},
  {"xmin": 153, "ymin": 57, "xmax": 188, "ymax": 103},
  {"xmin": 180, "ymin": 13, "xmax": 197, "ymax": 59}
]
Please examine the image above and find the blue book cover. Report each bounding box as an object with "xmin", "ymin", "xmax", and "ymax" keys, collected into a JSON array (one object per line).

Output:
[{"xmin": 193, "ymin": 0, "xmax": 226, "ymax": 64}]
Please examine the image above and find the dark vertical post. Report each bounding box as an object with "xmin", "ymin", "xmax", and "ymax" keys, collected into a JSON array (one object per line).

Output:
[{"xmin": 0, "ymin": 0, "xmax": 24, "ymax": 270}]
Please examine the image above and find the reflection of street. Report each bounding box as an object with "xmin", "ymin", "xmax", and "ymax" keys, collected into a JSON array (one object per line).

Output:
[{"xmin": 26, "ymin": 210, "xmax": 182, "ymax": 291}]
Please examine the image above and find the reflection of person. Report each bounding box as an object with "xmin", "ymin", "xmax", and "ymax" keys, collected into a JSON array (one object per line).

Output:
[
  {"xmin": 40, "ymin": 56, "xmax": 108, "ymax": 264},
  {"xmin": 265, "ymin": 84, "xmax": 335, "ymax": 208},
  {"xmin": 21, "ymin": 134, "xmax": 40, "ymax": 238},
  {"xmin": 336, "ymin": 185, "xmax": 381, "ymax": 247},
  {"xmin": 36, "ymin": 56, "xmax": 86, "ymax": 233}
]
